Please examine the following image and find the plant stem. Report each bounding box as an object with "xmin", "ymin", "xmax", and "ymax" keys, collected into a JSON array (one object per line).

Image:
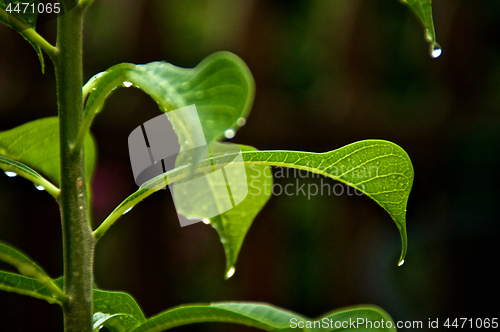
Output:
[{"xmin": 54, "ymin": 2, "xmax": 95, "ymax": 331}]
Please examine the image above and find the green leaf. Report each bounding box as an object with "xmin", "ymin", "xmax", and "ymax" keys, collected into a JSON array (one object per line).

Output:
[
  {"xmin": 0, "ymin": 117, "xmax": 97, "ymax": 188},
  {"xmin": 93, "ymin": 312, "xmax": 138, "ymax": 332},
  {"xmin": 96, "ymin": 140, "xmax": 412, "ymax": 266},
  {"xmin": 0, "ymin": 270, "xmax": 62, "ymax": 305},
  {"xmin": 56, "ymin": 278, "xmax": 146, "ymax": 332},
  {"xmin": 0, "ymin": 242, "xmax": 49, "ymax": 278},
  {"xmin": 207, "ymin": 145, "xmax": 273, "ymax": 279},
  {"xmin": 93, "ymin": 289, "xmax": 146, "ymax": 331},
  {"xmin": 79, "ymin": 51, "xmax": 254, "ymax": 151},
  {"xmin": 400, "ymin": 0, "xmax": 441, "ymax": 57},
  {"xmin": 130, "ymin": 302, "xmax": 396, "ymax": 332},
  {"xmin": 0, "ymin": 155, "xmax": 59, "ymax": 198},
  {"xmin": 241, "ymin": 140, "xmax": 413, "ymax": 265},
  {"xmin": 0, "ymin": 0, "xmax": 45, "ymax": 72},
  {"xmin": 0, "ymin": 242, "xmax": 68, "ymax": 303}
]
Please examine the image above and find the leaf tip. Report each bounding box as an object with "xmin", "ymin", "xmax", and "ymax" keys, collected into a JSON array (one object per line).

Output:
[{"xmin": 398, "ymin": 221, "xmax": 408, "ymax": 266}]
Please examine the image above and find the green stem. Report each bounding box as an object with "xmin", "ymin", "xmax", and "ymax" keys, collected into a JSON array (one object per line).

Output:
[
  {"xmin": 54, "ymin": 2, "xmax": 95, "ymax": 331},
  {"xmin": 0, "ymin": 8, "xmax": 56, "ymax": 58}
]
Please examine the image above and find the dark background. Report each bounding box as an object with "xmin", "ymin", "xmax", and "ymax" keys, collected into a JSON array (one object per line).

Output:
[{"xmin": 1, "ymin": 0, "xmax": 499, "ymax": 331}]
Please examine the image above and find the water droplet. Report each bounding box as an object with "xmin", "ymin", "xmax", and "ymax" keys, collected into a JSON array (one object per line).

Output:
[
  {"xmin": 180, "ymin": 82, "xmax": 190, "ymax": 90},
  {"xmin": 391, "ymin": 175, "xmax": 396, "ymax": 180},
  {"xmin": 430, "ymin": 43, "xmax": 442, "ymax": 58},
  {"xmin": 195, "ymin": 91, "xmax": 204, "ymax": 99},
  {"xmin": 202, "ymin": 218, "xmax": 211, "ymax": 224},
  {"xmin": 225, "ymin": 267, "xmax": 235, "ymax": 279},
  {"xmin": 236, "ymin": 117, "xmax": 246, "ymax": 127},
  {"xmin": 79, "ymin": 206, "xmax": 83, "ymax": 210},
  {"xmin": 123, "ymin": 207, "xmax": 133, "ymax": 215},
  {"xmin": 123, "ymin": 81, "xmax": 133, "ymax": 88},
  {"xmin": 398, "ymin": 182, "xmax": 405, "ymax": 187},
  {"xmin": 35, "ymin": 185, "xmax": 45, "ymax": 191},
  {"xmin": 4, "ymin": 171, "xmax": 17, "ymax": 177},
  {"xmin": 224, "ymin": 129, "xmax": 235, "ymax": 139},
  {"xmin": 398, "ymin": 259, "xmax": 405, "ymax": 267},
  {"xmin": 184, "ymin": 140, "xmax": 189, "ymax": 145}
]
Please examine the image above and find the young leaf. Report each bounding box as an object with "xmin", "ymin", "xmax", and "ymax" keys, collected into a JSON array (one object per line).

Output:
[
  {"xmin": 400, "ymin": 0, "xmax": 441, "ymax": 57},
  {"xmin": 0, "ymin": 271, "xmax": 62, "ymax": 305},
  {"xmin": 0, "ymin": 242, "xmax": 68, "ymax": 303},
  {"xmin": 93, "ymin": 312, "xmax": 137, "ymax": 332},
  {"xmin": 129, "ymin": 302, "xmax": 395, "ymax": 332},
  {"xmin": 0, "ymin": 0, "xmax": 45, "ymax": 71},
  {"xmin": 93, "ymin": 289, "xmax": 146, "ymax": 331},
  {"xmin": 78, "ymin": 51, "xmax": 254, "ymax": 151},
  {"xmin": 0, "ymin": 117, "xmax": 97, "ymax": 188}
]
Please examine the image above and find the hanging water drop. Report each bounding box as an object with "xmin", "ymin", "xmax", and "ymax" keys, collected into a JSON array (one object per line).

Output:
[
  {"xmin": 123, "ymin": 81, "xmax": 133, "ymax": 88},
  {"xmin": 123, "ymin": 207, "xmax": 133, "ymax": 215},
  {"xmin": 236, "ymin": 117, "xmax": 246, "ymax": 127},
  {"xmin": 430, "ymin": 43, "xmax": 442, "ymax": 58},
  {"xmin": 202, "ymin": 218, "xmax": 211, "ymax": 224},
  {"xmin": 4, "ymin": 171, "xmax": 17, "ymax": 177},
  {"xmin": 35, "ymin": 185, "xmax": 45, "ymax": 191},
  {"xmin": 224, "ymin": 129, "xmax": 235, "ymax": 139},
  {"xmin": 398, "ymin": 259, "xmax": 405, "ymax": 267},
  {"xmin": 225, "ymin": 267, "xmax": 235, "ymax": 279}
]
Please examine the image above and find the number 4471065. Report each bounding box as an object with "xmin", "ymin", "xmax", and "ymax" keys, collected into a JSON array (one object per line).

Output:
[
  {"xmin": 444, "ymin": 318, "xmax": 498, "ymax": 329},
  {"xmin": 5, "ymin": 2, "xmax": 60, "ymax": 14}
]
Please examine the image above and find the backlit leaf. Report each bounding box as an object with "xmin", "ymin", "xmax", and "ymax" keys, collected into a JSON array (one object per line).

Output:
[
  {"xmin": 0, "ymin": 117, "xmax": 97, "ymax": 188},
  {"xmin": 0, "ymin": 242, "xmax": 67, "ymax": 303},
  {"xmin": 97, "ymin": 140, "xmax": 413, "ymax": 267},
  {"xmin": 130, "ymin": 302, "xmax": 396, "ymax": 332},
  {"xmin": 0, "ymin": 155, "xmax": 59, "ymax": 198},
  {"xmin": 93, "ymin": 288, "xmax": 146, "ymax": 331},
  {"xmin": 0, "ymin": 271, "xmax": 61, "ymax": 305},
  {"xmin": 400, "ymin": 0, "xmax": 441, "ymax": 56},
  {"xmin": 80, "ymin": 51, "xmax": 254, "ymax": 151}
]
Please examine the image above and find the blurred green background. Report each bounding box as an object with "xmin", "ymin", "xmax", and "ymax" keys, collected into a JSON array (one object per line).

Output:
[{"xmin": 1, "ymin": 0, "xmax": 499, "ymax": 331}]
